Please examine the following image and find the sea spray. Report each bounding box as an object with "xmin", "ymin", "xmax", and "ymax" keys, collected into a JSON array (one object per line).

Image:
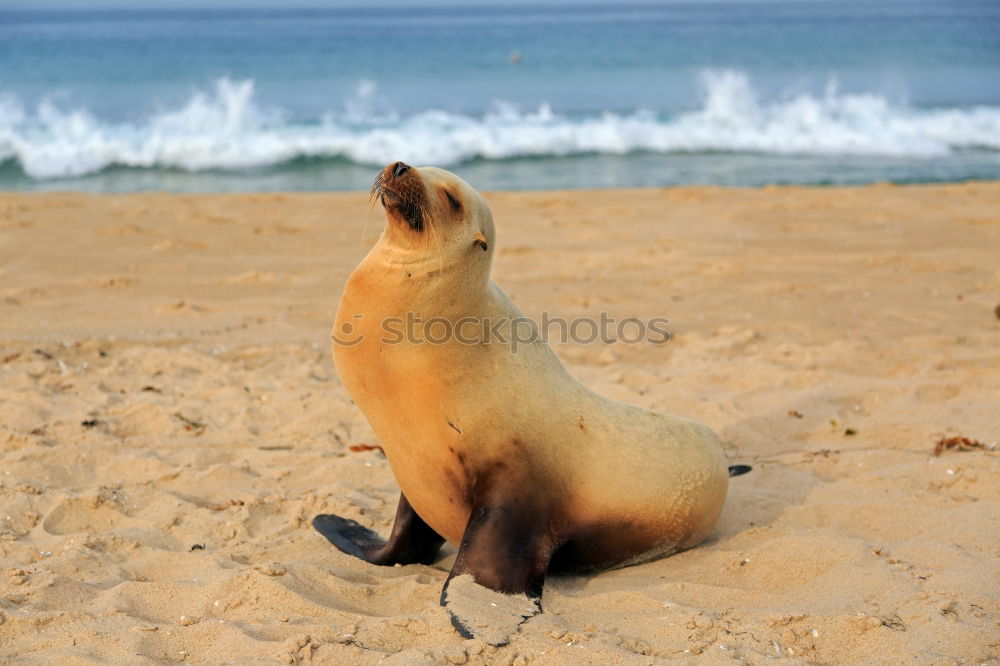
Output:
[{"xmin": 1, "ymin": 72, "xmax": 999, "ymax": 181}]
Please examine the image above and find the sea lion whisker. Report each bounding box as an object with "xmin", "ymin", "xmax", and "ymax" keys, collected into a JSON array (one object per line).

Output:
[
  {"xmin": 369, "ymin": 172, "xmax": 384, "ymax": 202},
  {"xmin": 361, "ymin": 200, "xmax": 376, "ymax": 245},
  {"xmin": 362, "ymin": 173, "xmax": 385, "ymax": 243}
]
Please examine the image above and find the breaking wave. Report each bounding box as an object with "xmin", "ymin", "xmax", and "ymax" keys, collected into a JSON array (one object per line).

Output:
[{"xmin": 1, "ymin": 71, "xmax": 999, "ymax": 180}]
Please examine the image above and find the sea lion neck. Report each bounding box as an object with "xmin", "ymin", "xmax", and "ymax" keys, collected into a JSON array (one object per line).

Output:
[{"xmin": 367, "ymin": 234, "xmax": 492, "ymax": 294}]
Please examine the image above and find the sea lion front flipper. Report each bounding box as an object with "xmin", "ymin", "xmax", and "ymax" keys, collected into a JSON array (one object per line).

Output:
[
  {"xmin": 312, "ymin": 493, "xmax": 445, "ymax": 566},
  {"xmin": 439, "ymin": 490, "xmax": 555, "ymax": 646}
]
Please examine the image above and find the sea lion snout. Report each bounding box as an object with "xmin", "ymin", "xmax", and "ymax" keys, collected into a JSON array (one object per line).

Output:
[
  {"xmin": 383, "ymin": 161, "xmax": 414, "ymax": 186},
  {"xmin": 374, "ymin": 161, "xmax": 427, "ymax": 231},
  {"xmin": 390, "ymin": 161, "xmax": 411, "ymax": 178}
]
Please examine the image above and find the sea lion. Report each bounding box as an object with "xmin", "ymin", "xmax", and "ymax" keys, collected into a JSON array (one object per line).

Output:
[{"xmin": 314, "ymin": 162, "xmax": 747, "ymax": 644}]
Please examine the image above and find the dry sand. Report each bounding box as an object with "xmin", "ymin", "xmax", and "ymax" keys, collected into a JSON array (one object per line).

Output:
[{"xmin": 0, "ymin": 183, "xmax": 998, "ymax": 665}]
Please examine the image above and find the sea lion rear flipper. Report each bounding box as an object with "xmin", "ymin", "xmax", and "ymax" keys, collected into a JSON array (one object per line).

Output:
[
  {"xmin": 439, "ymin": 486, "xmax": 555, "ymax": 646},
  {"xmin": 312, "ymin": 493, "xmax": 445, "ymax": 565}
]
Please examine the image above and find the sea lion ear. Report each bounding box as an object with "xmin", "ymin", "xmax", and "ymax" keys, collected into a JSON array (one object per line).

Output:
[{"xmin": 473, "ymin": 232, "xmax": 488, "ymax": 252}]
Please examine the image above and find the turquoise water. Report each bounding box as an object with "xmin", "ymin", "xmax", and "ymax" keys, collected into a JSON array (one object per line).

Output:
[{"xmin": 1, "ymin": 1, "xmax": 998, "ymax": 191}]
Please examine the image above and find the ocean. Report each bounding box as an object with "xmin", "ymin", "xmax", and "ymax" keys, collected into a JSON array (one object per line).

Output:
[{"xmin": 1, "ymin": 1, "xmax": 998, "ymax": 192}]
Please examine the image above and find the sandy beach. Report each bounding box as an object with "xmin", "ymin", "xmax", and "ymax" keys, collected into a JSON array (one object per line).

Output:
[{"xmin": 0, "ymin": 183, "xmax": 997, "ymax": 665}]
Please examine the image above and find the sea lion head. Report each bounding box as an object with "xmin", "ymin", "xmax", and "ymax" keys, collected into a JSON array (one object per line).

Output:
[{"xmin": 372, "ymin": 162, "xmax": 494, "ymax": 258}]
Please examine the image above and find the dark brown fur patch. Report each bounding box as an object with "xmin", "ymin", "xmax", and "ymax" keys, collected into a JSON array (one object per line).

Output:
[{"xmin": 549, "ymin": 519, "xmax": 671, "ymax": 573}]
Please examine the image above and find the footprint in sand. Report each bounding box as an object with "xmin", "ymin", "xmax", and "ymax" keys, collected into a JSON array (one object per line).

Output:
[
  {"xmin": 82, "ymin": 275, "xmax": 137, "ymax": 288},
  {"xmin": 100, "ymin": 223, "xmax": 149, "ymax": 236},
  {"xmin": 108, "ymin": 402, "xmax": 178, "ymax": 439},
  {"xmin": 150, "ymin": 238, "xmax": 208, "ymax": 252},
  {"xmin": 155, "ymin": 301, "xmax": 214, "ymax": 314},
  {"xmin": 253, "ymin": 223, "xmax": 305, "ymax": 235},
  {"xmin": 915, "ymin": 384, "xmax": 961, "ymax": 403},
  {"xmin": 222, "ymin": 270, "xmax": 292, "ymax": 285},
  {"xmin": 43, "ymin": 497, "xmax": 132, "ymax": 535}
]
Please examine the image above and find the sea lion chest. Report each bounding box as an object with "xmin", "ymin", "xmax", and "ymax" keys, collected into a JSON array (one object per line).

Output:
[{"xmin": 333, "ymin": 263, "xmax": 486, "ymax": 543}]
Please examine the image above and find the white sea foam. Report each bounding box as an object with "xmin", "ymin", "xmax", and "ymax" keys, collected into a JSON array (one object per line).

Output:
[{"xmin": 1, "ymin": 72, "xmax": 998, "ymax": 180}]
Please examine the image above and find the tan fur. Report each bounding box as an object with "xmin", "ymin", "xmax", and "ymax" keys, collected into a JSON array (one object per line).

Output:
[{"xmin": 333, "ymin": 166, "xmax": 729, "ymax": 569}]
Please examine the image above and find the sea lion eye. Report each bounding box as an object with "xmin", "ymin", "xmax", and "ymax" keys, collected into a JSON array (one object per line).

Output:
[{"xmin": 444, "ymin": 190, "xmax": 462, "ymax": 212}]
